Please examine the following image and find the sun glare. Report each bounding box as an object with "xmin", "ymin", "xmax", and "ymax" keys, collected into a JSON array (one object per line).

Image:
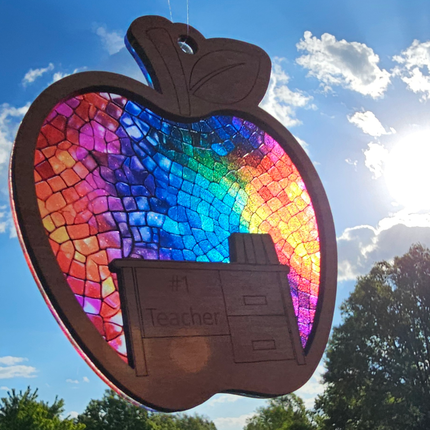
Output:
[{"xmin": 385, "ymin": 132, "xmax": 430, "ymax": 210}]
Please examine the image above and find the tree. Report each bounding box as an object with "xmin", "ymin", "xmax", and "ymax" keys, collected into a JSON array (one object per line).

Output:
[
  {"xmin": 77, "ymin": 389, "xmax": 151, "ymax": 430},
  {"xmin": 0, "ymin": 387, "xmax": 84, "ymax": 430},
  {"xmin": 77, "ymin": 389, "xmax": 217, "ymax": 430},
  {"xmin": 316, "ymin": 244, "xmax": 430, "ymax": 429},
  {"xmin": 244, "ymin": 394, "xmax": 316, "ymax": 430},
  {"xmin": 173, "ymin": 414, "xmax": 216, "ymax": 430},
  {"xmin": 150, "ymin": 413, "xmax": 216, "ymax": 430}
]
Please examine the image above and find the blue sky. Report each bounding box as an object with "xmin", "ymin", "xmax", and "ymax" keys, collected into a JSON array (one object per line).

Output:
[{"xmin": 3, "ymin": 0, "xmax": 430, "ymax": 428}]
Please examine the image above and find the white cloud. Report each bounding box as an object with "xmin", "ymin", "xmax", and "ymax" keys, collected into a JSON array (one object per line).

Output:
[
  {"xmin": 0, "ymin": 365, "xmax": 37, "ymax": 379},
  {"xmin": 0, "ymin": 208, "xmax": 17, "ymax": 238},
  {"xmin": 338, "ymin": 211, "xmax": 430, "ymax": 281},
  {"xmin": 293, "ymin": 135, "xmax": 310, "ymax": 155},
  {"xmin": 0, "ymin": 103, "xmax": 29, "ymax": 170},
  {"xmin": 22, "ymin": 63, "xmax": 54, "ymax": 86},
  {"xmin": 0, "ymin": 210, "xmax": 8, "ymax": 234},
  {"xmin": 345, "ymin": 158, "xmax": 358, "ymax": 168},
  {"xmin": 363, "ymin": 142, "xmax": 389, "ymax": 179},
  {"xmin": 0, "ymin": 356, "xmax": 27, "ymax": 366},
  {"xmin": 0, "ymin": 386, "xmax": 9, "ymax": 391},
  {"xmin": 66, "ymin": 379, "xmax": 79, "ymax": 384},
  {"xmin": 52, "ymin": 71, "xmax": 68, "ymax": 82},
  {"xmin": 0, "ymin": 103, "xmax": 29, "ymax": 237},
  {"xmin": 297, "ymin": 31, "xmax": 391, "ymax": 98},
  {"xmin": 348, "ymin": 111, "xmax": 395, "ymax": 137},
  {"xmin": 67, "ymin": 411, "xmax": 79, "ymax": 419},
  {"xmin": 214, "ymin": 413, "xmax": 256, "ymax": 430},
  {"xmin": 52, "ymin": 67, "xmax": 86, "ymax": 83},
  {"xmin": 393, "ymin": 40, "xmax": 430, "ymax": 101},
  {"xmin": 0, "ymin": 356, "xmax": 36, "ymax": 380},
  {"xmin": 260, "ymin": 57, "xmax": 315, "ymax": 128},
  {"xmin": 208, "ymin": 394, "xmax": 240, "ymax": 406},
  {"xmin": 296, "ymin": 364, "xmax": 325, "ymax": 409},
  {"xmin": 95, "ymin": 26, "xmax": 124, "ymax": 55},
  {"xmin": 83, "ymin": 376, "xmax": 89, "ymax": 383}
]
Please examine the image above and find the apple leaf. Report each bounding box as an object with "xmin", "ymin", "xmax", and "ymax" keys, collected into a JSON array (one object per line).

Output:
[{"xmin": 189, "ymin": 50, "xmax": 261, "ymax": 105}]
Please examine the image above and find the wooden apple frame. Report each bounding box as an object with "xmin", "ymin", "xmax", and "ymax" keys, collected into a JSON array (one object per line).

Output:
[{"xmin": 10, "ymin": 16, "xmax": 337, "ymax": 411}]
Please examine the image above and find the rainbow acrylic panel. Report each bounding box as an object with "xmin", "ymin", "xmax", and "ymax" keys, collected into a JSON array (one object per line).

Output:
[{"xmin": 34, "ymin": 93, "xmax": 320, "ymax": 359}]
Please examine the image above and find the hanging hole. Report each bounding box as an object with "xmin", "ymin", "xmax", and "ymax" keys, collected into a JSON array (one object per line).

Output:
[{"xmin": 178, "ymin": 36, "xmax": 197, "ymax": 54}]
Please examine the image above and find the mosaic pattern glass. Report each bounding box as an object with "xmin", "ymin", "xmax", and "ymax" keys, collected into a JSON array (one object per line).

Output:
[{"xmin": 33, "ymin": 92, "xmax": 320, "ymax": 358}]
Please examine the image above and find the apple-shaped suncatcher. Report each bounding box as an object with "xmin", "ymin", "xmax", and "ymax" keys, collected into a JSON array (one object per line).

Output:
[{"xmin": 10, "ymin": 16, "xmax": 336, "ymax": 411}]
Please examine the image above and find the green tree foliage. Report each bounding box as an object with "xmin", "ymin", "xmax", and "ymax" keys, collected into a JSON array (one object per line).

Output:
[
  {"xmin": 0, "ymin": 387, "xmax": 84, "ymax": 430},
  {"xmin": 77, "ymin": 389, "xmax": 151, "ymax": 430},
  {"xmin": 316, "ymin": 244, "xmax": 430, "ymax": 429},
  {"xmin": 77, "ymin": 389, "xmax": 216, "ymax": 430},
  {"xmin": 244, "ymin": 394, "xmax": 316, "ymax": 430},
  {"xmin": 150, "ymin": 412, "xmax": 216, "ymax": 430},
  {"xmin": 172, "ymin": 414, "xmax": 216, "ymax": 430}
]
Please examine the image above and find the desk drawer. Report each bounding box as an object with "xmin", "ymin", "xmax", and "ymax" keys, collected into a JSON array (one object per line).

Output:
[
  {"xmin": 221, "ymin": 271, "xmax": 286, "ymax": 316},
  {"xmin": 228, "ymin": 315, "xmax": 295, "ymax": 362}
]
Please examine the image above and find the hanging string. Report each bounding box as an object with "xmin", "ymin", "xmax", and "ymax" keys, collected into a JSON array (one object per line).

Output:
[
  {"xmin": 167, "ymin": 0, "xmax": 173, "ymax": 21},
  {"xmin": 186, "ymin": 0, "xmax": 190, "ymax": 35}
]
